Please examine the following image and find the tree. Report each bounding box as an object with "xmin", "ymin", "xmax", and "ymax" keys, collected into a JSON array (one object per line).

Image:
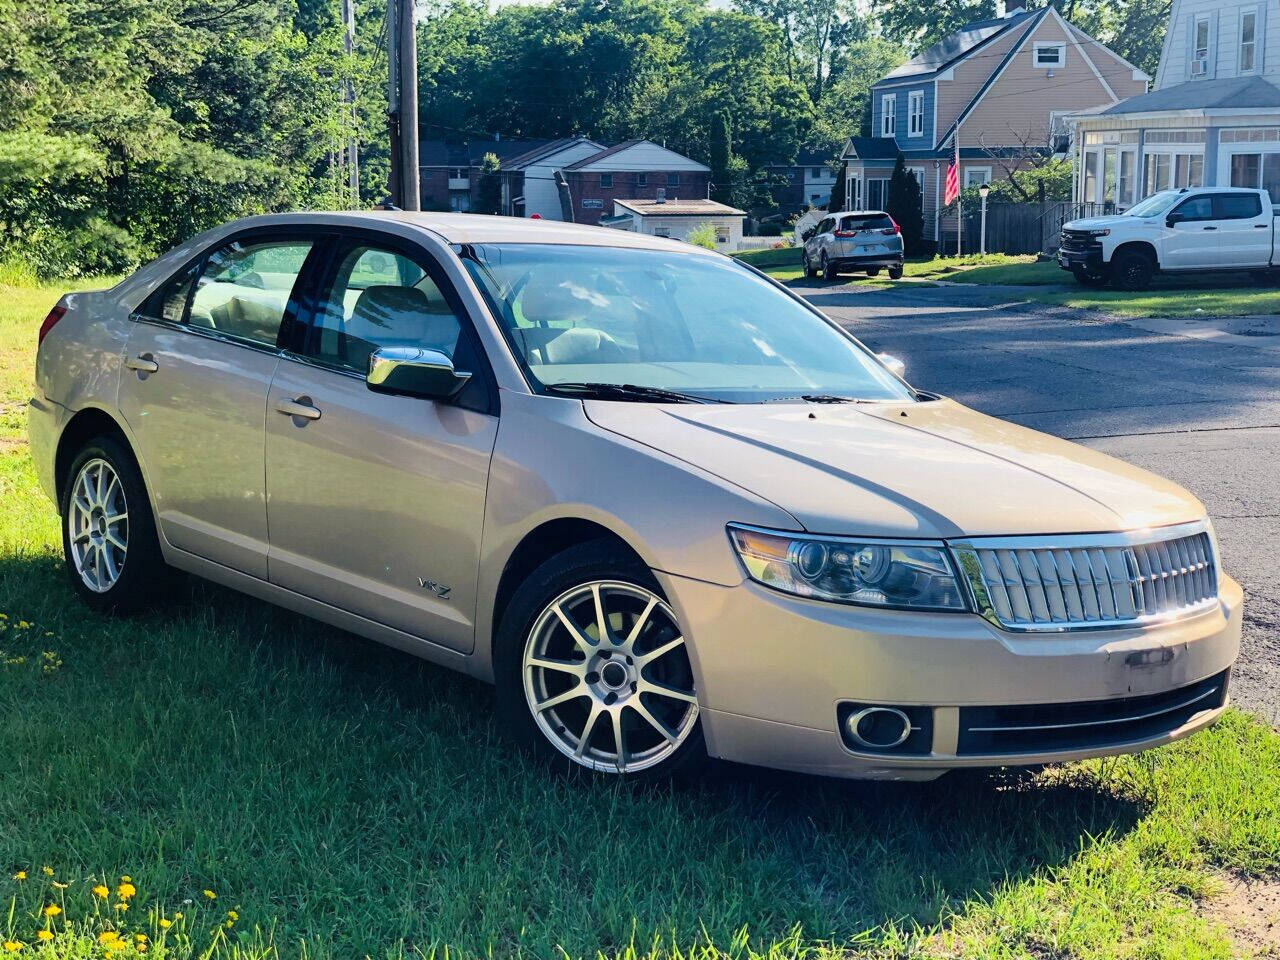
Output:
[
  {"xmin": 885, "ymin": 153, "xmax": 924, "ymax": 255},
  {"xmin": 732, "ymin": 0, "xmax": 869, "ymax": 107},
  {"xmin": 709, "ymin": 111, "xmax": 734, "ymax": 205},
  {"xmin": 476, "ymin": 153, "xmax": 502, "ymax": 215},
  {"xmin": 827, "ymin": 164, "xmax": 846, "ymax": 212},
  {"xmin": 806, "ymin": 36, "xmax": 904, "ymax": 156},
  {"xmin": 875, "ymin": 0, "xmax": 998, "ymax": 53}
]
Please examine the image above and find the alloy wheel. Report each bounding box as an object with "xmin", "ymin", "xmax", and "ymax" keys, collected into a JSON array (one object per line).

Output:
[
  {"xmin": 67, "ymin": 458, "xmax": 129, "ymax": 593},
  {"xmin": 522, "ymin": 581, "xmax": 698, "ymax": 773}
]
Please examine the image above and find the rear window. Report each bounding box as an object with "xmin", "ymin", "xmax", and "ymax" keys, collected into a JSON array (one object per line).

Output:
[
  {"xmin": 1215, "ymin": 193, "xmax": 1263, "ymax": 219},
  {"xmin": 840, "ymin": 214, "xmax": 894, "ymax": 231}
]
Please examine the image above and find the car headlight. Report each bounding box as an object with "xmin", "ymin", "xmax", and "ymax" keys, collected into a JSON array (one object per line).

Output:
[
  {"xmin": 728, "ymin": 525, "xmax": 968, "ymax": 611},
  {"xmin": 1089, "ymin": 228, "xmax": 1110, "ymax": 237}
]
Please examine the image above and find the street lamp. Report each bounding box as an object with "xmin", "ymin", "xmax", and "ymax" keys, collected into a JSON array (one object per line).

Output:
[{"xmin": 978, "ymin": 182, "xmax": 990, "ymax": 256}]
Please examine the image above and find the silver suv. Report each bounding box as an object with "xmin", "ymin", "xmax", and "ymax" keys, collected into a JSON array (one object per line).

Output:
[
  {"xmin": 803, "ymin": 210, "xmax": 906, "ymax": 281},
  {"xmin": 29, "ymin": 212, "xmax": 1240, "ymax": 783}
]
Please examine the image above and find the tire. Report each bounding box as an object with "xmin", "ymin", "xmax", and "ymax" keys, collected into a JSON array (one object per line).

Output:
[
  {"xmin": 494, "ymin": 540, "xmax": 707, "ymax": 783},
  {"xmin": 887, "ymin": 265, "xmax": 904, "ymax": 280},
  {"xmin": 60, "ymin": 435, "xmax": 170, "ymax": 614},
  {"xmin": 1070, "ymin": 265, "xmax": 1109, "ymax": 288},
  {"xmin": 865, "ymin": 267, "xmax": 882, "ymax": 277},
  {"xmin": 822, "ymin": 254, "xmax": 838, "ymax": 281},
  {"xmin": 802, "ymin": 253, "xmax": 818, "ymax": 279},
  {"xmin": 1110, "ymin": 250, "xmax": 1155, "ymax": 291}
]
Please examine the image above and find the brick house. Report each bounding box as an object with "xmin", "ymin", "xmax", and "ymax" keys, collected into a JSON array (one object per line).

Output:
[
  {"xmin": 766, "ymin": 148, "xmax": 839, "ymax": 217},
  {"xmin": 419, "ymin": 138, "xmax": 559, "ymax": 213},
  {"xmin": 561, "ymin": 141, "xmax": 712, "ymax": 226}
]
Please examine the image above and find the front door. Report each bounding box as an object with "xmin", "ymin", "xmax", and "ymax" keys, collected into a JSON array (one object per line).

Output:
[
  {"xmin": 1161, "ymin": 194, "xmax": 1218, "ymax": 270},
  {"xmin": 118, "ymin": 233, "xmax": 316, "ymax": 577},
  {"xmin": 264, "ymin": 236, "xmax": 498, "ymax": 653}
]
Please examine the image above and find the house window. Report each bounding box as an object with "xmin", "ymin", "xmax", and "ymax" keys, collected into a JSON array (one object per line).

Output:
[
  {"xmin": 1193, "ymin": 15, "xmax": 1211, "ymax": 76},
  {"xmin": 653, "ymin": 226, "xmax": 670, "ymax": 238},
  {"xmin": 1144, "ymin": 152, "xmax": 1203, "ymax": 193},
  {"xmin": 965, "ymin": 167, "xmax": 992, "ymax": 189},
  {"xmin": 637, "ymin": 173, "xmax": 648, "ymax": 186},
  {"xmin": 600, "ymin": 173, "xmax": 613, "ymax": 188},
  {"xmin": 907, "ymin": 166, "xmax": 926, "ymax": 193},
  {"xmin": 866, "ymin": 177, "xmax": 890, "ymax": 209},
  {"xmin": 846, "ymin": 175, "xmax": 861, "ymax": 209},
  {"xmin": 1229, "ymin": 151, "xmax": 1280, "ymax": 202},
  {"xmin": 908, "ymin": 90, "xmax": 925, "ymax": 137},
  {"xmin": 811, "ymin": 167, "xmax": 823, "ymax": 178},
  {"xmin": 1240, "ymin": 9, "xmax": 1258, "ymax": 73},
  {"xmin": 667, "ymin": 173, "xmax": 680, "ymax": 187},
  {"xmin": 1034, "ymin": 43, "xmax": 1065, "ymax": 68},
  {"xmin": 881, "ymin": 94, "xmax": 896, "ymax": 137}
]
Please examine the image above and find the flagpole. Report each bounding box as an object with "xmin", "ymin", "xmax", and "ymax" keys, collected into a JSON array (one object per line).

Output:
[{"xmin": 956, "ymin": 124, "xmax": 962, "ymax": 257}]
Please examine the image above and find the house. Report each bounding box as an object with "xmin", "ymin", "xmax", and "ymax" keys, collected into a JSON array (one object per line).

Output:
[
  {"xmin": 842, "ymin": 0, "xmax": 1149, "ymax": 244},
  {"xmin": 561, "ymin": 141, "xmax": 713, "ymax": 226},
  {"xmin": 601, "ymin": 197, "xmax": 746, "ymax": 248},
  {"xmin": 419, "ymin": 138, "xmax": 557, "ymax": 213},
  {"xmin": 497, "ymin": 137, "xmax": 606, "ymax": 219},
  {"xmin": 1070, "ymin": 0, "xmax": 1280, "ymax": 207},
  {"xmin": 767, "ymin": 148, "xmax": 840, "ymax": 216}
]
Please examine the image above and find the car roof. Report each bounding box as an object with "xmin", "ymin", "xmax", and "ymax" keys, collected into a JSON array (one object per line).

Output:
[
  {"xmin": 220, "ymin": 210, "xmax": 723, "ymax": 254},
  {"xmin": 827, "ymin": 210, "xmax": 890, "ymax": 217}
]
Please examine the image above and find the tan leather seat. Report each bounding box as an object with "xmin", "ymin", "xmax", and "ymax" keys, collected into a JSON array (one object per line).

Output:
[{"xmin": 345, "ymin": 285, "xmax": 461, "ymax": 370}]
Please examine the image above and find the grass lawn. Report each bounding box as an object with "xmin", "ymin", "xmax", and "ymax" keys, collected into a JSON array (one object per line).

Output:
[{"xmin": 2, "ymin": 276, "xmax": 1280, "ymax": 959}]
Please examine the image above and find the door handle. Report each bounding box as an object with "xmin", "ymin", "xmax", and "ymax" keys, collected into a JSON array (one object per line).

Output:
[
  {"xmin": 1202, "ymin": 226, "xmax": 1218, "ymax": 231},
  {"xmin": 1256, "ymin": 224, "xmax": 1270, "ymax": 229},
  {"xmin": 124, "ymin": 354, "xmax": 158, "ymax": 373},
  {"xmin": 275, "ymin": 397, "xmax": 321, "ymax": 421}
]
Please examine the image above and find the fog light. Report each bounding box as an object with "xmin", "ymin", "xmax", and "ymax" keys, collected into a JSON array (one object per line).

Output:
[{"xmin": 845, "ymin": 706, "xmax": 912, "ymax": 749}]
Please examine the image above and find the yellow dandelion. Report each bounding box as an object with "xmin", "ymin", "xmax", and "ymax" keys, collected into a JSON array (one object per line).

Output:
[
  {"xmin": 113, "ymin": 901, "xmax": 128, "ymax": 912},
  {"xmin": 97, "ymin": 931, "xmax": 119, "ymax": 944},
  {"xmin": 1, "ymin": 941, "xmax": 20, "ymax": 952},
  {"xmin": 202, "ymin": 889, "xmax": 216, "ymax": 900},
  {"xmin": 35, "ymin": 931, "xmax": 51, "ymax": 943},
  {"xmin": 16, "ymin": 621, "xmax": 29, "ymax": 629},
  {"xmin": 40, "ymin": 866, "xmax": 53, "ymax": 877},
  {"xmin": 157, "ymin": 918, "xmax": 172, "ymax": 929},
  {"xmin": 171, "ymin": 912, "xmax": 183, "ymax": 920},
  {"xmin": 226, "ymin": 910, "xmax": 238, "ymax": 921},
  {"xmin": 104, "ymin": 941, "xmax": 124, "ymax": 954},
  {"xmin": 43, "ymin": 903, "xmax": 61, "ymax": 917},
  {"xmin": 92, "ymin": 884, "xmax": 109, "ymax": 898},
  {"xmin": 137, "ymin": 946, "xmax": 147, "ymax": 954},
  {"xmin": 119, "ymin": 876, "xmax": 130, "ymax": 883},
  {"xmin": 134, "ymin": 933, "xmax": 147, "ymax": 943},
  {"xmin": 0, "ymin": 612, "xmax": 7, "ymax": 618},
  {"xmin": 116, "ymin": 882, "xmax": 135, "ymax": 900},
  {"xmin": 11, "ymin": 871, "xmax": 25, "ymax": 880}
]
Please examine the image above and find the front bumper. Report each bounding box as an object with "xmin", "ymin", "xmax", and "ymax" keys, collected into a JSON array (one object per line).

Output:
[
  {"xmin": 657, "ymin": 571, "xmax": 1242, "ymax": 781},
  {"xmin": 1057, "ymin": 246, "xmax": 1105, "ymax": 272}
]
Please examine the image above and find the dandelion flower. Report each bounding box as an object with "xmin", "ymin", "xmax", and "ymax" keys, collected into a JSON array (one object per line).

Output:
[
  {"xmin": 134, "ymin": 934, "xmax": 147, "ymax": 943},
  {"xmin": 119, "ymin": 876, "xmax": 130, "ymax": 884},
  {"xmin": 40, "ymin": 866, "xmax": 53, "ymax": 877},
  {"xmin": 116, "ymin": 882, "xmax": 135, "ymax": 900},
  {"xmin": 113, "ymin": 901, "xmax": 128, "ymax": 912},
  {"xmin": 202, "ymin": 890, "xmax": 216, "ymax": 900},
  {"xmin": 1, "ymin": 942, "xmax": 20, "ymax": 952},
  {"xmin": 92, "ymin": 884, "xmax": 109, "ymax": 898},
  {"xmin": 43, "ymin": 904, "xmax": 60, "ymax": 917},
  {"xmin": 226, "ymin": 910, "xmax": 238, "ymax": 922},
  {"xmin": 35, "ymin": 932, "xmax": 51, "ymax": 943},
  {"xmin": 158, "ymin": 918, "xmax": 172, "ymax": 929},
  {"xmin": 97, "ymin": 931, "xmax": 119, "ymax": 944},
  {"xmin": 17, "ymin": 621, "xmax": 29, "ymax": 629},
  {"xmin": 172, "ymin": 912, "xmax": 183, "ymax": 920},
  {"xmin": 11, "ymin": 871, "xmax": 25, "ymax": 880}
]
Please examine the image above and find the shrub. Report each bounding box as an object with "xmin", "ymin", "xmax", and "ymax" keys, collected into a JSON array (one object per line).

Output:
[{"xmin": 686, "ymin": 223, "xmax": 718, "ymax": 249}]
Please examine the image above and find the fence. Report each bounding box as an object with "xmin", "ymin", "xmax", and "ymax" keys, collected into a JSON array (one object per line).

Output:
[{"xmin": 956, "ymin": 201, "xmax": 1115, "ymax": 255}]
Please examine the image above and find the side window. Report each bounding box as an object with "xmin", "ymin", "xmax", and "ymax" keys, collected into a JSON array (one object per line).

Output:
[
  {"xmin": 1172, "ymin": 196, "xmax": 1214, "ymax": 221},
  {"xmin": 139, "ymin": 262, "xmax": 199, "ymax": 324},
  {"xmin": 307, "ymin": 244, "xmax": 464, "ymax": 376},
  {"xmin": 188, "ymin": 239, "xmax": 313, "ymax": 347},
  {"xmin": 1214, "ymin": 193, "xmax": 1263, "ymax": 219}
]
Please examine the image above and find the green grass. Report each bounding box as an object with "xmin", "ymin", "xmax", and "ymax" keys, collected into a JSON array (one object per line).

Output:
[
  {"xmin": 1, "ymin": 277, "xmax": 1280, "ymax": 958},
  {"xmin": 1031, "ymin": 280, "xmax": 1280, "ymax": 318}
]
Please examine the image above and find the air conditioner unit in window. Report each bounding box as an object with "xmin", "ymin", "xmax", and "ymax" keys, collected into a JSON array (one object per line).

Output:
[{"xmin": 1191, "ymin": 59, "xmax": 1208, "ymax": 76}]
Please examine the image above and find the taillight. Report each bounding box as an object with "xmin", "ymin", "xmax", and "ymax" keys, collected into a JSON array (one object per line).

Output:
[
  {"xmin": 834, "ymin": 229, "xmax": 858, "ymax": 238},
  {"xmin": 38, "ymin": 299, "xmax": 67, "ymax": 347},
  {"xmin": 881, "ymin": 218, "xmax": 901, "ymax": 236}
]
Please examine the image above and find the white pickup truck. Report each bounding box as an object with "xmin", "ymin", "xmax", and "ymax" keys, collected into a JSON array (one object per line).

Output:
[{"xmin": 1058, "ymin": 187, "xmax": 1276, "ymax": 290}]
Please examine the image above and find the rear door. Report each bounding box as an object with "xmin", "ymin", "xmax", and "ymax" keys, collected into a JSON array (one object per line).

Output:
[
  {"xmin": 118, "ymin": 231, "xmax": 318, "ymax": 578},
  {"xmin": 1210, "ymin": 191, "xmax": 1270, "ymax": 267},
  {"xmin": 263, "ymin": 232, "xmax": 498, "ymax": 653}
]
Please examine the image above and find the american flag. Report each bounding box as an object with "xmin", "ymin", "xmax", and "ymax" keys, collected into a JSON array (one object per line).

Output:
[{"xmin": 944, "ymin": 135, "xmax": 959, "ymax": 205}]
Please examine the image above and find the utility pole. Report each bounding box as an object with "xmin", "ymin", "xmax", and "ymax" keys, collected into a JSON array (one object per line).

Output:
[
  {"xmin": 341, "ymin": 0, "xmax": 359, "ymax": 206},
  {"xmin": 391, "ymin": 0, "xmax": 420, "ymax": 210}
]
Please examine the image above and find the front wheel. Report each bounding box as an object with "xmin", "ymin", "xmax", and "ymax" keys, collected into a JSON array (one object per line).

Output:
[
  {"xmin": 495, "ymin": 541, "xmax": 706, "ymax": 782},
  {"xmin": 60, "ymin": 436, "xmax": 170, "ymax": 613},
  {"xmin": 1110, "ymin": 250, "xmax": 1154, "ymax": 291},
  {"xmin": 865, "ymin": 267, "xmax": 882, "ymax": 277},
  {"xmin": 822, "ymin": 254, "xmax": 838, "ymax": 281}
]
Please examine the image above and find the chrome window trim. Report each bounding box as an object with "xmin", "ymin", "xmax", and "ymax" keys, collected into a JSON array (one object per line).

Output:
[
  {"xmin": 947, "ymin": 520, "xmax": 1219, "ymax": 633},
  {"xmin": 129, "ymin": 312, "xmax": 286, "ymax": 357}
]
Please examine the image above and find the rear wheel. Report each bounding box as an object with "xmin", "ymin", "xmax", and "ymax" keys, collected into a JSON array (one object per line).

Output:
[
  {"xmin": 1070, "ymin": 265, "xmax": 1109, "ymax": 288},
  {"xmin": 60, "ymin": 436, "xmax": 170, "ymax": 613},
  {"xmin": 866, "ymin": 267, "xmax": 882, "ymax": 277},
  {"xmin": 1110, "ymin": 250, "xmax": 1155, "ymax": 291},
  {"xmin": 887, "ymin": 264, "xmax": 904, "ymax": 280},
  {"xmin": 495, "ymin": 541, "xmax": 706, "ymax": 782},
  {"xmin": 822, "ymin": 254, "xmax": 838, "ymax": 281},
  {"xmin": 803, "ymin": 253, "xmax": 818, "ymax": 279}
]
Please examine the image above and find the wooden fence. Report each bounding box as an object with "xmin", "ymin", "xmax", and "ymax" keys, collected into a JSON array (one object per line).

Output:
[{"xmin": 956, "ymin": 201, "xmax": 1115, "ymax": 256}]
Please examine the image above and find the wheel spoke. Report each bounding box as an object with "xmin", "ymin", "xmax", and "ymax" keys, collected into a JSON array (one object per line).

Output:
[
  {"xmin": 534, "ymin": 686, "xmax": 587, "ymax": 713},
  {"xmin": 610, "ymin": 707, "xmax": 627, "ymax": 770},
  {"xmin": 78, "ymin": 472, "xmax": 95, "ymax": 508},
  {"xmin": 93, "ymin": 545, "xmax": 106, "ymax": 588},
  {"xmin": 574, "ymin": 701, "xmax": 604, "ymax": 758},
  {"xmin": 641, "ymin": 679, "xmax": 698, "ymax": 704},
  {"xmin": 526, "ymin": 654, "xmax": 585, "ymax": 677},
  {"xmin": 623, "ymin": 596, "xmax": 658, "ymax": 649},
  {"xmin": 552, "ymin": 602, "xmax": 596, "ymax": 654},
  {"xmin": 104, "ymin": 473, "xmax": 120, "ymax": 510},
  {"xmin": 101, "ymin": 543, "xmax": 120, "ymax": 584},
  {"xmin": 590, "ymin": 583, "xmax": 610, "ymax": 644},
  {"xmin": 105, "ymin": 512, "xmax": 128, "ymax": 526},
  {"xmin": 628, "ymin": 700, "xmax": 678, "ymax": 744},
  {"xmin": 73, "ymin": 495, "xmax": 93, "ymax": 518},
  {"xmin": 105, "ymin": 530, "xmax": 127, "ymax": 553},
  {"xmin": 95, "ymin": 464, "xmax": 107, "ymax": 505},
  {"xmin": 72, "ymin": 527, "xmax": 92, "ymax": 544},
  {"xmin": 637, "ymin": 635, "xmax": 684, "ymax": 666}
]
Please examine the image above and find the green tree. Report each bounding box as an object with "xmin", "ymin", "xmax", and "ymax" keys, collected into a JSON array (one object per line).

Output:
[
  {"xmin": 709, "ymin": 111, "xmax": 734, "ymax": 204},
  {"xmin": 476, "ymin": 152, "xmax": 502, "ymax": 215},
  {"xmin": 885, "ymin": 153, "xmax": 924, "ymax": 255},
  {"xmin": 827, "ymin": 164, "xmax": 846, "ymax": 212}
]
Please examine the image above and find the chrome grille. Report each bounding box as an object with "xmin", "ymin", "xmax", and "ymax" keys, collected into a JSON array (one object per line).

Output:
[{"xmin": 952, "ymin": 525, "xmax": 1218, "ymax": 631}]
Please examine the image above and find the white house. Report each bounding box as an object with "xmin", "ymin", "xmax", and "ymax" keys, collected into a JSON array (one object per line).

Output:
[
  {"xmin": 602, "ymin": 197, "xmax": 746, "ymax": 249},
  {"xmin": 501, "ymin": 137, "xmax": 605, "ymax": 220},
  {"xmin": 1072, "ymin": 0, "xmax": 1280, "ymax": 206}
]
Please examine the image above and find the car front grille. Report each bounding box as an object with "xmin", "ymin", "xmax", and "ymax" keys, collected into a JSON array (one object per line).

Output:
[
  {"xmin": 951, "ymin": 524, "xmax": 1218, "ymax": 631},
  {"xmin": 1060, "ymin": 228, "xmax": 1098, "ymax": 249},
  {"xmin": 956, "ymin": 669, "xmax": 1229, "ymax": 755}
]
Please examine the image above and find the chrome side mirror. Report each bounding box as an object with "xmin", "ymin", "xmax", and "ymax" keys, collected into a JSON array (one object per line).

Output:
[
  {"xmin": 367, "ymin": 346, "xmax": 472, "ymax": 400},
  {"xmin": 877, "ymin": 352, "xmax": 906, "ymax": 379}
]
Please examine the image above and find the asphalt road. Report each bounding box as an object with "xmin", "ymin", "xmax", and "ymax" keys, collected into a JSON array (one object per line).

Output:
[{"xmin": 799, "ymin": 279, "xmax": 1280, "ymax": 721}]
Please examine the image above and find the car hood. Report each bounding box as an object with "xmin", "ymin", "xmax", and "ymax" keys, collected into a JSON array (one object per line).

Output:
[
  {"xmin": 1064, "ymin": 215, "xmax": 1136, "ymax": 231},
  {"xmin": 584, "ymin": 397, "xmax": 1205, "ymax": 538}
]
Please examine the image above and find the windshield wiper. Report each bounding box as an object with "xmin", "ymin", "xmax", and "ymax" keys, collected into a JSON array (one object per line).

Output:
[{"xmin": 543, "ymin": 382, "xmax": 720, "ymax": 404}]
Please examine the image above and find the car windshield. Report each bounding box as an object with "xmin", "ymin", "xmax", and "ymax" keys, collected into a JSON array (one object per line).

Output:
[
  {"xmin": 1126, "ymin": 191, "xmax": 1183, "ymax": 218},
  {"xmin": 462, "ymin": 243, "xmax": 913, "ymax": 404}
]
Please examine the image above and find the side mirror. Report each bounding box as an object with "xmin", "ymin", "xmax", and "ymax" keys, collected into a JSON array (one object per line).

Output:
[
  {"xmin": 367, "ymin": 346, "xmax": 472, "ymax": 400},
  {"xmin": 1166, "ymin": 212, "xmax": 1184, "ymax": 227},
  {"xmin": 877, "ymin": 352, "xmax": 906, "ymax": 379}
]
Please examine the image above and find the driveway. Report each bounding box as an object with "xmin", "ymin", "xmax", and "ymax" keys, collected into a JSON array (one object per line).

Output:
[{"xmin": 800, "ymin": 280, "xmax": 1280, "ymax": 721}]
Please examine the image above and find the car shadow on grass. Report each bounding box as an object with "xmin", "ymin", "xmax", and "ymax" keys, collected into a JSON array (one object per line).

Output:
[{"xmin": 0, "ymin": 556, "xmax": 1149, "ymax": 956}]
